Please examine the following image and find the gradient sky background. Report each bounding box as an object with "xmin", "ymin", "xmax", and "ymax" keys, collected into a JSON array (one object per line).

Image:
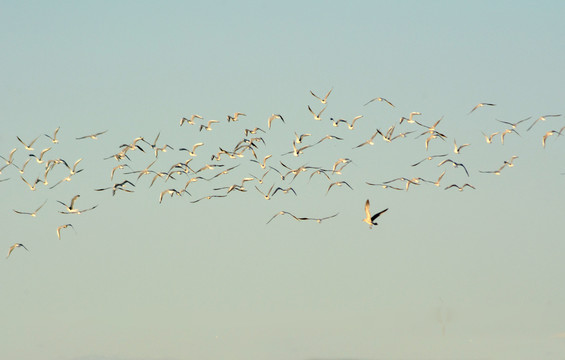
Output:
[{"xmin": 1, "ymin": 1, "xmax": 565, "ymax": 360}]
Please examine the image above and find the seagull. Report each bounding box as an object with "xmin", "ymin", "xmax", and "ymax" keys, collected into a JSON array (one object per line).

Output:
[
  {"xmin": 542, "ymin": 129, "xmax": 564, "ymax": 148},
  {"xmin": 497, "ymin": 117, "xmax": 531, "ymax": 130},
  {"xmin": 17, "ymin": 135, "xmax": 40, "ymax": 151},
  {"xmin": 527, "ymin": 114, "xmax": 561, "ymax": 131},
  {"xmin": 353, "ymin": 131, "xmax": 380, "ymax": 148},
  {"xmin": 399, "ymin": 112, "xmax": 421, "ymax": 124},
  {"xmin": 6, "ymin": 243, "xmax": 29, "ymax": 259},
  {"xmin": 362, "ymin": 199, "xmax": 388, "ymax": 228},
  {"xmin": 308, "ymin": 105, "xmax": 326, "ymax": 120},
  {"xmin": 110, "ymin": 164, "xmax": 131, "ymax": 180},
  {"xmin": 244, "ymin": 127, "xmax": 265, "ymax": 136},
  {"xmin": 158, "ymin": 188, "xmax": 186, "ymax": 203},
  {"xmin": 294, "ymin": 132, "xmax": 311, "ymax": 144},
  {"xmin": 95, "ymin": 180, "xmax": 135, "ymax": 195},
  {"xmin": 469, "ymin": 103, "xmax": 496, "ymax": 114},
  {"xmin": 326, "ymin": 181, "xmax": 353, "ymax": 194},
  {"xmin": 481, "ymin": 131, "xmax": 499, "ymax": 144},
  {"xmin": 346, "ymin": 115, "xmax": 364, "ymax": 130},
  {"xmin": 180, "ymin": 114, "xmax": 203, "ymax": 126},
  {"xmin": 67, "ymin": 158, "xmax": 83, "ymax": 175},
  {"xmin": 56, "ymin": 224, "xmax": 75, "ymax": 240},
  {"xmin": 422, "ymin": 171, "xmax": 447, "ymax": 187},
  {"xmin": 29, "ymin": 147, "xmax": 51, "ymax": 164},
  {"xmin": 266, "ymin": 211, "xmax": 300, "ymax": 224},
  {"xmin": 365, "ymin": 182, "xmax": 404, "ymax": 191},
  {"xmin": 58, "ymin": 195, "xmax": 98, "ymax": 214},
  {"xmin": 190, "ymin": 194, "xmax": 227, "ymax": 203},
  {"xmin": 13, "ymin": 200, "xmax": 47, "ymax": 217},
  {"xmin": 154, "ymin": 144, "xmax": 174, "ymax": 158},
  {"xmin": 45, "ymin": 127, "xmax": 61, "ymax": 143},
  {"xmin": 330, "ymin": 118, "xmax": 348, "ymax": 127},
  {"xmin": 310, "ymin": 88, "xmax": 333, "ymax": 104},
  {"xmin": 255, "ymin": 184, "xmax": 275, "ymax": 200},
  {"xmin": 504, "ymin": 155, "xmax": 519, "ymax": 167},
  {"xmin": 444, "ymin": 183, "xmax": 476, "ymax": 191},
  {"xmin": 411, "ymin": 154, "xmax": 448, "ymax": 167},
  {"xmin": 453, "ymin": 140, "xmax": 470, "ymax": 154},
  {"xmin": 267, "ymin": 114, "xmax": 285, "ymax": 129},
  {"xmin": 250, "ymin": 154, "xmax": 272, "ymax": 169},
  {"xmin": 438, "ymin": 159, "xmax": 469, "ymax": 176},
  {"xmin": 500, "ymin": 128, "xmax": 519, "ymax": 144},
  {"xmin": 20, "ymin": 175, "xmax": 41, "ymax": 191},
  {"xmin": 199, "ymin": 120, "xmax": 219, "ymax": 132},
  {"xmin": 76, "ymin": 130, "xmax": 108, "ymax": 140},
  {"xmin": 479, "ymin": 164, "xmax": 507, "ymax": 175},
  {"xmin": 227, "ymin": 112, "xmax": 246, "ymax": 122},
  {"xmin": 180, "ymin": 142, "xmax": 204, "ymax": 157},
  {"xmin": 1, "ymin": 148, "xmax": 17, "ymax": 165},
  {"xmin": 272, "ymin": 186, "xmax": 298, "ymax": 197},
  {"xmin": 364, "ymin": 97, "xmax": 395, "ymax": 107},
  {"xmin": 314, "ymin": 134, "xmax": 343, "ymax": 146}
]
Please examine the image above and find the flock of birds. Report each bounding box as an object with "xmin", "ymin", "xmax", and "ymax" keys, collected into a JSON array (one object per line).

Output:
[{"xmin": 2, "ymin": 88, "xmax": 563, "ymax": 259}]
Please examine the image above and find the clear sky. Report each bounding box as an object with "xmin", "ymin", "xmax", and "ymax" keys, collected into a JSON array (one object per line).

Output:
[{"xmin": 1, "ymin": 1, "xmax": 565, "ymax": 360}]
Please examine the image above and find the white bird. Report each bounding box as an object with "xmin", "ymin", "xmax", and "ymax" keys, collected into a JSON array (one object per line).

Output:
[
  {"xmin": 1, "ymin": 148, "xmax": 17, "ymax": 165},
  {"xmin": 7, "ymin": 243, "xmax": 29, "ymax": 259},
  {"xmin": 17, "ymin": 136, "xmax": 40, "ymax": 151},
  {"xmin": 199, "ymin": 120, "xmax": 219, "ymax": 132},
  {"xmin": 308, "ymin": 105, "xmax": 326, "ymax": 120},
  {"xmin": 13, "ymin": 200, "xmax": 47, "ymax": 217},
  {"xmin": 227, "ymin": 112, "xmax": 246, "ymax": 122},
  {"xmin": 76, "ymin": 130, "xmax": 108, "ymax": 140},
  {"xmin": 180, "ymin": 142, "xmax": 204, "ymax": 157},
  {"xmin": 364, "ymin": 97, "xmax": 394, "ymax": 107},
  {"xmin": 56, "ymin": 224, "xmax": 75, "ymax": 240},
  {"xmin": 267, "ymin": 114, "xmax": 285, "ymax": 129},
  {"xmin": 527, "ymin": 114, "xmax": 561, "ymax": 131},
  {"xmin": 29, "ymin": 147, "xmax": 51, "ymax": 164},
  {"xmin": 310, "ymin": 88, "xmax": 333, "ymax": 104},
  {"xmin": 468, "ymin": 103, "xmax": 495, "ymax": 114},
  {"xmin": 362, "ymin": 199, "xmax": 388, "ymax": 228},
  {"xmin": 45, "ymin": 127, "xmax": 61, "ymax": 143},
  {"xmin": 180, "ymin": 114, "xmax": 203, "ymax": 126}
]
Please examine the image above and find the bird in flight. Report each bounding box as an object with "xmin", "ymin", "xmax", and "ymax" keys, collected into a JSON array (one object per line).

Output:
[
  {"xmin": 56, "ymin": 224, "xmax": 75, "ymax": 240},
  {"xmin": 362, "ymin": 199, "xmax": 388, "ymax": 228},
  {"xmin": 445, "ymin": 184, "xmax": 476, "ymax": 191},
  {"xmin": 468, "ymin": 103, "xmax": 496, "ymax": 114},
  {"xmin": 180, "ymin": 114, "xmax": 203, "ymax": 126},
  {"xmin": 308, "ymin": 105, "xmax": 327, "ymax": 120},
  {"xmin": 76, "ymin": 130, "xmax": 108, "ymax": 140},
  {"xmin": 13, "ymin": 200, "xmax": 47, "ymax": 217},
  {"xmin": 17, "ymin": 136, "xmax": 40, "ymax": 151},
  {"xmin": 310, "ymin": 88, "xmax": 333, "ymax": 104},
  {"xmin": 363, "ymin": 97, "xmax": 394, "ymax": 107},
  {"xmin": 267, "ymin": 114, "xmax": 285, "ymax": 129},
  {"xmin": 7, "ymin": 243, "xmax": 29, "ymax": 259},
  {"xmin": 45, "ymin": 127, "xmax": 61, "ymax": 143},
  {"xmin": 527, "ymin": 114, "xmax": 561, "ymax": 131}
]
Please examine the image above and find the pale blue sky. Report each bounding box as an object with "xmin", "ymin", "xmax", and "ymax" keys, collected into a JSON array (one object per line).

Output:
[{"xmin": 1, "ymin": 1, "xmax": 565, "ymax": 360}]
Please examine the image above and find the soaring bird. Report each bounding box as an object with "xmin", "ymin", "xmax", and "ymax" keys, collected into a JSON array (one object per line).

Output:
[
  {"xmin": 364, "ymin": 97, "xmax": 394, "ymax": 107},
  {"xmin": 13, "ymin": 200, "xmax": 47, "ymax": 217},
  {"xmin": 310, "ymin": 88, "xmax": 333, "ymax": 104},
  {"xmin": 76, "ymin": 130, "xmax": 108, "ymax": 140},
  {"xmin": 308, "ymin": 105, "xmax": 326, "ymax": 120},
  {"xmin": 7, "ymin": 243, "xmax": 29, "ymax": 259},
  {"xmin": 362, "ymin": 199, "xmax": 388, "ymax": 228},
  {"xmin": 56, "ymin": 224, "xmax": 75, "ymax": 240},
  {"xmin": 468, "ymin": 103, "xmax": 496, "ymax": 114}
]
